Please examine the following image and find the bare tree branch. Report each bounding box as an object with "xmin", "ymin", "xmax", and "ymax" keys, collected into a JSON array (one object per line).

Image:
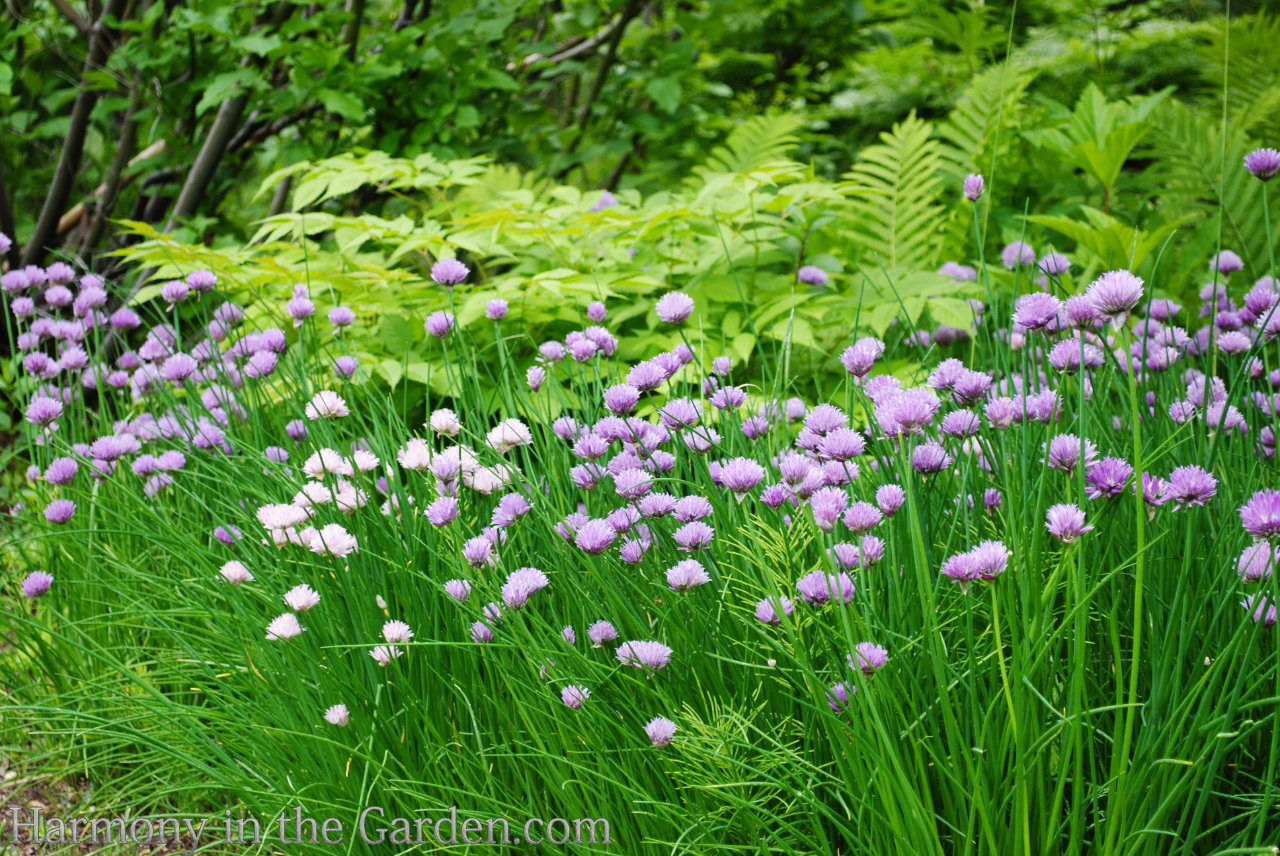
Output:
[
  {"xmin": 80, "ymin": 78, "xmax": 143, "ymax": 259},
  {"xmin": 21, "ymin": 0, "xmax": 129, "ymax": 267}
]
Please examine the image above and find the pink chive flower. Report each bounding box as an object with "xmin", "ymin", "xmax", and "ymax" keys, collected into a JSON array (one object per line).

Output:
[
  {"xmin": 655, "ymin": 292, "xmax": 695, "ymax": 324},
  {"xmin": 1166, "ymin": 465, "xmax": 1218, "ymax": 509},
  {"xmin": 1240, "ymin": 490, "xmax": 1280, "ymax": 541},
  {"xmin": 1045, "ymin": 503, "xmax": 1093, "ymax": 543},
  {"xmin": 645, "ymin": 717, "xmax": 677, "ymax": 748},
  {"xmin": 963, "ymin": 173, "xmax": 985, "ymax": 201},
  {"xmin": 431, "ymin": 258, "xmax": 470, "ymax": 286}
]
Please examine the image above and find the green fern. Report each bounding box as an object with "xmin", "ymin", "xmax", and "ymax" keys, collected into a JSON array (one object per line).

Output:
[
  {"xmin": 935, "ymin": 64, "xmax": 1036, "ymax": 182},
  {"xmin": 838, "ymin": 112, "xmax": 946, "ymax": 269},
  {"xmin": 1200, "ymin": 13, "xmax": 1280, "ymax": 144},
  {"xmin": 1142, "ymin": 99, "xmax": 1278, "ymax": 283},
  {"xmin": 689, "ymin": 114, "xmax": 805, "ymax": 181}
]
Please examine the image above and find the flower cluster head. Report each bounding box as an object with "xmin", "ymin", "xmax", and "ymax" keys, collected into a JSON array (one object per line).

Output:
[
  {"xmin": 617, "ymin": 640, "xmax": 673, "ymax": 672},
  {"xmin": 1244, "ymin": 147, "xmax": 1280, "ymax": 181},
  {"xmin": 655, "ymin": 292, "xmax": 695, "ymax": 324},
  {"xmin": 431, "ymin": 258, "xmax": 470, "ymax": 286},
  {"xmin": 645, "ymin": 716, "xmax": 677, "ymax": 748},
  {"xmin": 963, "ymin": 173, "xmax": 985, "ymax": 201},
  {"xmin": 1085, "ymin": 270, "xmax": 1144, "ymax": 321},
  {"xmin": 797, "ymin": 265, "xmax": 829, "ymax": 286},
  {"xmin": 22, "ymin": 571, "xmax": 54, "ymax": 598},
  {"xmin": 501, "ymin": 567, "xmax": 549, "ymax": 609},
  {"xmin": 561, "ymin": 685, "xmax": 590, "ymax": 709},
  {"xmin": 1240, "ymin": 490, "xmax": 1280, "ymax": 541},
  {"xmin": 941, "ymin": 540, "xmax": 1011, "ymax": 594},
  {"xmin": 849, "ymin": 642, "xmax": 889, "ymax": 675},
  {"xmin": 1045, "ymin": 504, "xmax": 1093, "ymax": 543}
]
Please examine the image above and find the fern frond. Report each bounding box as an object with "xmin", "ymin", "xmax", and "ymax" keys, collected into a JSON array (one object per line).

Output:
[
  {"xmin": 838, "ymin": 112, "xmax": 946, "ymax": 269},
  {"xmin": 1142, "ymin": 99, "xmax": 1279, "ymax": 283},
  {"xmin": 935, "ymin": 64, "xmax": 1036, "ymax": 180},
  {"xmin": 689, "ymin": 114, "xmax": 805, "ymax": 183},
  {"xmin": 1200, "ymin": 13, "xmax": 1280, "ymax": 144}
]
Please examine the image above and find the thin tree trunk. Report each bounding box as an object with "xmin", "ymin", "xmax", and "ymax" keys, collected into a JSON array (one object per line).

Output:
[
  {"xmin": 344, "ymin": 0, "xmax": 366, "ymax": 62},
  {"xmin": 560, "ymin": 0, "xmax": 642, "ymax": 160},
  {"xmin": 22, "ymin": 0, "xmax": 129, "ymax": 267},
  {"xmin": 162, "ymin": 93, "xmax": 250, "ymax": 232},
  {"xmin": 81, "ymin": 79, "xmax": 142, "ymax": 261}
]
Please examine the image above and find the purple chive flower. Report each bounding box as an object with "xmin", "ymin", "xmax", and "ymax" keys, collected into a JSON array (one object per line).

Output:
[
  {"xmin": 754, "ymin": 595, "xmax": 795, "ymax": 626},
  {"xmin": 655, "ymin": 292, "xmax": 695, "ymax": 324},
  {"xmin": 1085, "ymin": 270, "xmax": 1145, "ymax": 319},
  {"xmin": 575, "ymin": 519, "xmax": 618, "ymax": 554},
  {"xmin": 1238, "ymin": 543, "xmax": 1278, "ymax": 582},
  {"xmin": 940, "ymin": 552, "xmax": 981, "ymax": 594},
  {"xmin": 796, "ymin": 570, "xmax": 855, "ymax": 606},
  {"xmin": 1038, "ymin": 251, "xmax": 1072, "ymax": 276},
  {"xmin": 673, "ymin": 520, "xmax": 715, "ymax": 551},
  {"xmin": 485, "ymin": 299, "xmax": 509, "ymax": 321},
  {"xmin": 1211, "ymin": 250, "xmax": 1244, "ymax": 277},
  {"xmin": 25, "ymin": 394, "xmax": 63, "ymax": 427},
  {"xmin": 938, "ymin": 262, "xmax": 978, "ymax": 282},
  {"xmin": 44, "ymin": 457, "xmax": 78, "ymax": 485},
  {"xmin": 615, "ymin": 468, "xmax": 654, "ymax": 501},
  {"xmin": 161, "ymin": 279, "xmax": 190, "ymax": 303},
  {"xmin": 940, "ymin": 410, "xmax": 981, "ymax": 438},
  {"xmin": 329, "ymin": 306, "xmax": 356, "ymax": 327},
  {"xmin": 588, "ymin": 620, "xmax": 618, "ymax": 647},
  {"xmin": 586, "ymin": 300, "xmax": 607, "ymax": 322},
  {"xmin": 830, "ymin": 543, "xmax": 861, "ymax": 570},
  {"xmin": 462, "ymin": 536, "xmax": 494, "ymax": 568},
  {"xmin": 1085, "ymin": 457, "xmax": 1134, "ymax": 500},
  {"xmin": 1244, "ymin": 147, "xmax": 1280, "ymax": 181},
  {"xmin": 44, "ymin": 499, "xmax": 76, "ymax": 524},
  {"xmin": 1002, "ymin": 241, "xmax": 1036, "ymax": 269},
  {"xmin": 849, "ymin": 642, "xmax": 889, "ymax": 675},
  {"xmin": 22, "ymin": 571, "xmax": 54, "ymax": 598},
  {"xmin": 1240, "ymin": 490, "xmax": 1280, "ymax": 541},
  {"xmin": 827, "ymin": 681, "xmax": 855, "ymax": 712},
  {"xmin": 334, "ymin": 355, "xmax": 359, "ymax": 378},
  {"xmin": 719, "ymin": 457, "xmax": 766, "ymax": 498},
  {"xmin": 424, "ymin": 311, "xmax": 455, "ymax": 338},
  {"xmin": 842, "ymin": 501, "xmax": 882, "ymax": 533},
  {"xmin": 617, "ymin": 640, "xmax": 673, "ymax": 672},
  {"xmin": 214, "ymin": 525, "xmax": 241, "ymax": 545},
  {"xmin": 645, "ymin": 716, "xmax": 677, "ymax": 748},
  {"xmin": 1012, "ymin": 292, "xmax": 1063, "ymax": 331},
  {"xmin": 911, "ymin": 440, "xmax": 953, "ymax": 475},
  {"xmin": 186, "ymin": 269, "xmax": 216, "ymax": 292},
  {"xmin": 590, "ymin": 190, "xmax": 619, "ymax": 211},
  {"xmin": 809, "ymin": 486, "xmax": 848, "ymax": 532},
  {"xmin": 285, "ymin": 419, "xmax": 309, "ymax": 443},
  {"xmin": 1045, "ymin": 434, "xmax": 1099, "ymax": 472},
  {"xmin": 1046, "ymin": 503, "xmax": 1093, "ymax": 543},
  {"xmin": 970, "ymin": 540, "xmax": 1011, "ymax": 580},
  {"xmin": 501, "ymin": 567, "xmax": 549, "ymax": 609},
  {"xmin": 431, "ymin": 258, "xmax": 470, "ymax": 286},
  {"xmin": 444, "ymin": 579, "xmax": 472, "ymax": 601},
  {"xmin": 561, "ymin": 685, "xmax": 590, "ymax": 709},
  {"xmin": 875, "ymin": 484, "xmax": 906, "ymax": 517},
  {"xmin": 470, "ymin": 621, "xmax": 495, "ymax": 643},
  {"xmin": 840, "ymin": 341, "xmax": 881, "ymax": 377},
  {"xmin": 963, "ymin": 173, "xmax": 985, "ymax": 201},
  {"xmin": 797, "ymin": 265, "xmax": 829, "ymax": 285},
  {"xmin": 667, "ymin": 559, "xmax": 712, "ymax": 591},
  {"xmin": 673, "ymin": 495, "xmax": 714, "ymax": 522},
  {"xmin": 604, "ymin": 383, "xmax": 640, "ymax": 415},
  {"xmin": 1166, "ymin": 465, "xmax": 1218, "ymax": 508},
  {"xmin": 425, "ymin": 496, "xmax": 459, "ymax": 526},
  {"xmin": 1241, "ymin": 594, "xmax": 1278, "ymax": 626}
]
